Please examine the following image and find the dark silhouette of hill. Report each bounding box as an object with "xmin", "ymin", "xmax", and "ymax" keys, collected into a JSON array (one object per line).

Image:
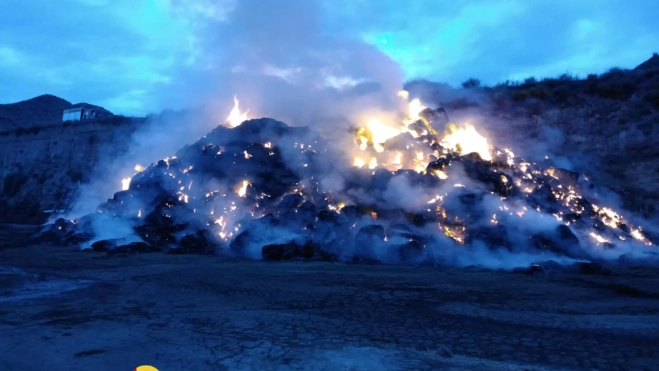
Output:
[
  {"xmin": 0, "ymin": 94, "xmax": 73, "ymax": 128},
  {"xmin": 0, "ymin": 95, "xmax": 116, "ymax": 130},
  {"xmin": 634, "ymin": 53, "xmax": 659, "ymax": 71}
]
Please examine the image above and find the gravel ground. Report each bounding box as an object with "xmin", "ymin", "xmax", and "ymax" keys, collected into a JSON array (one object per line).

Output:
[{"xmin": 0, "ymin": 244, "xmax": 658, "ymax": 371}]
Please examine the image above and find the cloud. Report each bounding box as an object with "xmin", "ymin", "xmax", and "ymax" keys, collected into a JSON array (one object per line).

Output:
[
  {"xmin": 0, "ymin": 0, "xmax": 189, "ymax": 113},
  {"xmin": 0, "ymin": 0, "xmax": 658, "ymax": 114}
]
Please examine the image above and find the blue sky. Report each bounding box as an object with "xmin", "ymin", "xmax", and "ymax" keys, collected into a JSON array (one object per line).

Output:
[{"xmin": 0, "ymin": 0, "xmax": 657, "ymax": 115}]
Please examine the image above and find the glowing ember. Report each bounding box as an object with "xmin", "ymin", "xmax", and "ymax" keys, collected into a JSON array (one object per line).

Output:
[
  {"xmin": 134, "ymin": 164, "xmax": 145, "ymax": 172},
  {"xmin": 368, "ymin": 157, "xmax": 378, "ymax": 169},
  {"xmin": 353, "ymin": 157, "xmax": 365, "ymax": 168},
  {"xmin": 236, "ymin": 180, "xmax": 250, "ymax": 197},
  {"xmin": 441, "ymin": 124, "xmax": 492, "ymax": 161},
  {"xmin": 433, "ymin": 170, "xmax": 448, "ymax": 179},
  {"xmin": 590, "ymin": 232, "xmax": 610, "ymax": 245},
  {"xmin": 407, "ymin": 98, "xmax": 426, "ymax": 122},
  {"xmin": 367, "ymin": 118, "xmax": 401, "ymax": 152},
  {"xmin": 225, "ymin": 96, "xmax": 249, "ymax": 128},
  {"xmin": 121, "ymin": 177, "xmax": 131, "ymax": 191}
]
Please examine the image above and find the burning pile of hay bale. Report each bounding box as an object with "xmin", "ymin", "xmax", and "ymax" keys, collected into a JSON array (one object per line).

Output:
[{"xmin": 33, "ymin": 105, "xmax": 658, "ymax": 266}]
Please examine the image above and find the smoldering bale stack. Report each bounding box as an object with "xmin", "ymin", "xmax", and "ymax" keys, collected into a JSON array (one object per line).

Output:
[{"xmin": 34, "ymin": 116, "xmax": 658, "ymax": 264}]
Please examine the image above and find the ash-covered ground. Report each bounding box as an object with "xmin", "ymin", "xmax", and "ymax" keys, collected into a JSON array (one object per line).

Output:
[{"xmin": 33, "ymin": 94, "xmax": 659, "ymax": 271}]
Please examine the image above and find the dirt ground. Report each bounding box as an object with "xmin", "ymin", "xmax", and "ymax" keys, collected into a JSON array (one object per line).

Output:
[{"xmin": 0, "ymin": 241, "xmax": 658, "ymax": 371}]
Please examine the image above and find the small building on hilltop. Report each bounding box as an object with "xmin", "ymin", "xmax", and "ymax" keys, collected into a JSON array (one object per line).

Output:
[{"xmin": 62, "ymin": 103, "xmax": 113, "ymax": 122}]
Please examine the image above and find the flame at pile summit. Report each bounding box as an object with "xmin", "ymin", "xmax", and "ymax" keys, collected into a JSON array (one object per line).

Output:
[{"xmin": 37, "ymin": 93, "xmax": 658, "ymax": 267}]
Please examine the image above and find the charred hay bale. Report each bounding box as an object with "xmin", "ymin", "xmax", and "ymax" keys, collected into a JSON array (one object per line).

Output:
[
  {"xmin": 340, "ymin": 205, "xmax": 369, "ymax": 223},
  {"xmin": 34, "ymin": 220, "xmax": 67, "ymax": 242},
  {"xmin": 490, "ymin": 150, "xmax": 514, "ymax": 169},
  {"xmin": 512, "ymin": 264, "xmax": 545, "ymax": 275},
  {"xmin": 317, "ymin": 209, "xmax": 340, "ymax": 223},
  {"xmin": 354, "ymin": 224, "xmax": 386, "ymax": 260},
  {"xmin": 557, "ymin": 224, "xmax": 580, "ymax": 245},
  {"xmin": 262, "ymin": 240, "xmax": 316, "ymax": 261},
  {"xmin": 442, "ymin": 190, "xmax": 486, "ymax": 224},
  {"xmin": 386, "ymin": 224, "xmax": 427, "ymax": 263},
  {"xmin": 645, "ymin": 230, "xmax": 659, "ymax": 246},
  {"xmin": 314, "ymin": 209, "xmax": 350, "ymax": 253},
  {"xmin": 396, "ymin": 239, "xmax": 425, "ymax": 263},
  {"xmin": 229, "ymin": 214, "xmax": 281, "ymax": 256},
  {"xmin": 278, "ymin": 194, "xmax": 304, "ymax": 210},
  {"xmin": 371, "ymin": 168, "xmax": 394, "ymax": 191},
  {"xmin": 31, "ymin": 218, "xmax": 90, "ymax": 246},
  {"xmin": 528, "ymin": 185, "xmax": 559, "ymax": 212},
  {"xmin": 530, "ymin": 225, "xmax": 583, "ymax": 258},
  {"xmin": 548, "ymin": 167, "xmax": 579, "ymax": 186},
  {"xmin": 172, "ymin": 229, "xmax": 218, "ymax": 255},
  {"xmin": 460, "ymin": 154, "xmax": 515, "ymax": 196},
  {"xmin": 230, "ymin": 230, "xmax": 253, "ymax": 256},
  {"xmin": 297, "ymin": 201, "xmax": 317, "ymax": 227},
  {"xmin": 91, "ymin": 239, "xmax": 119, "ymax": 252},
  {"xmin": 277, "ymin": 194, "xmax": 311, "ymax": 226},
  {"xmin": 382, "ymin": 132, "xmax": 417, "ymax": 151},
  {"xmin": 410, "ymin": 214, "xmax": 426, "ymax": 227},
  {"xmin": 62, "ymin": 230, "xmax": 94, "ymax": 245},
  {"xmin": 133, "ymin": 223, "xmax": 178, "ymax": 249},
  {"xmin": 427, "ymin": 157, "xmax": 451, "ymax": 172},
  {"xmin": 465, "ymin": 225, "xmax": 511, "ymax": 249},
  {"xmin": 419, "ymin": 107, "xmax": 450, "ymax": 130}
]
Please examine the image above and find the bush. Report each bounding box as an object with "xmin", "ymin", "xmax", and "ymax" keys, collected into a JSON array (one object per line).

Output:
[
  {"xmin": 461, "ymin": 78, "xmax": 481, "ymax": 88},
  {"xmin": 551, "ymin": 86, "xmax": 572, "ymax": 105},
  {"xmin": 523, "ymin": 76, "xmax": 537, "ymax": 85},
  {"xmin": 643, "ymin": 90, "xmax": 659, "ymax": 108},
  {"xmin": 558, "ymin": 72, "xmax": 576, "ymax": 81},
  {"xmin": 591, "ymin": 81, "xmax": 636, "ymax": 100},
  {"xmin": 511, "ymin": 87, "xmax": 550, "ymax": 102},
  {"xmin": 511, "ymin": 91, "xmax": 531, "ymax": 102},
  {"xmin": 495, "ymin": 80, "xmax": 512, "ymax": 88},
  {"xmin": 586, "ymin": 74, "xmax": 599, "ymax": 81},
  {"xmin": 540, "ymin": 77, "xmax": 560, "ymax": 89},
  {"xmin": 601, "ymin": 67, "xmax": 627, "ymax": 80}
]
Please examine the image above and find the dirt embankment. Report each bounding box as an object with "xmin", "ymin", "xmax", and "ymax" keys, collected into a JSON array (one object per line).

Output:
[{"xmin": 0, "ymin": 117, "xmax": 140, "ymax": 224}]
